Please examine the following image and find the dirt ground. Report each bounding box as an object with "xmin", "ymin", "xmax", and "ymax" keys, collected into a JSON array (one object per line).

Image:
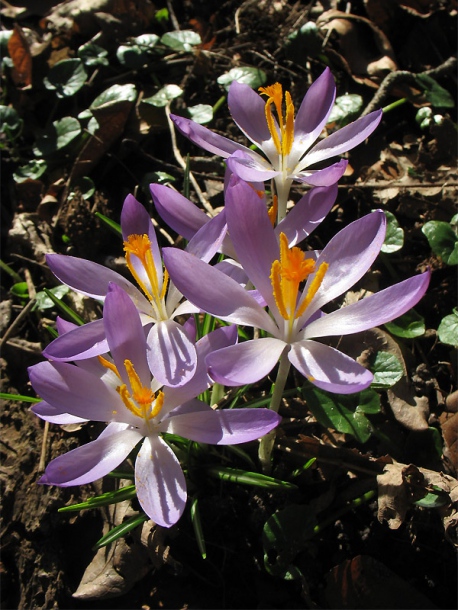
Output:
[{"xmin": 1, "ymin": 1, "xmax": 457, "ymax": 608}]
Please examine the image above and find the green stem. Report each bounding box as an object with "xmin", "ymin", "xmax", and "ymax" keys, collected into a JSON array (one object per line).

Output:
[
  {"xmin": 258, "ymin": 349, "xmax": 291, "ymax": 473},
  {"xmin": 382, "ymin": 97, "xmax": 407, "ymax": 114}
]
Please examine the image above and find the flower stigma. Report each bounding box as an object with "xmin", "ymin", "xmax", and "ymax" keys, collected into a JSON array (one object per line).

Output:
[
  {"xmin": 124, "ymin": 234, "xmax": 169, "ymax": 319},
  {"xmin": 259, "ymin": 83, "xmax": 294, "ymax": 157},
  {"xmin": 116, "ymin": 359, "xmax": 164, "ymax": 422},
  {"xmin": 270, "ymin": 233, "xmax": 328, "ymax": 332},
  {"xmin": 98, "ymin": 355, "xmax": 164, "ymax": 423}
]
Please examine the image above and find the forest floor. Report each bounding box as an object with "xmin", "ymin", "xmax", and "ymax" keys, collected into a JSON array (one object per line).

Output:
[{"xmin": 1, "ymin": 0, "xmax": 457, "ymax": 608}]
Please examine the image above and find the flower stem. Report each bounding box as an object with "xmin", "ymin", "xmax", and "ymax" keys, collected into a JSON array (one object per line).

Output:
[{"xmin": 259, "ymin": 349, "xmax": 291, "ymax": 473}]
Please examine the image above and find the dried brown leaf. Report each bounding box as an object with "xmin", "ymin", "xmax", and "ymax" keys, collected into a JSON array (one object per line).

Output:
[
  {"xmin": 325, "ymin": 554, "xmax": 438, "ymax": 608},
  {"xmin": 377, "ymin": 461, "xmax": 458, "ymax": 535},
  {"xmin": 387, "ymin": 377, "xmax": 429, "ymax": 431},
  {"xmin": 7, "ymin": 25, "xmax": 33, "ymax": 88}
]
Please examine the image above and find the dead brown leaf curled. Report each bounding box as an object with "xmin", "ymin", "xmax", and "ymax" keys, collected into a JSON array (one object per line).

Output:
[{"xmin": 377, "ymin": 461, "xmax": 458, "ymax": 539}]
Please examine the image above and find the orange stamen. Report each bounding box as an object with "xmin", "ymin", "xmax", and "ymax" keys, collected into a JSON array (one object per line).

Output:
[
  {"xmin": 270, "ymin": 233, "xmax": 316, "ymax": 321},
  {"xmin": 296, "ymin": 262, "xmax": 329, "ymax": 318}
]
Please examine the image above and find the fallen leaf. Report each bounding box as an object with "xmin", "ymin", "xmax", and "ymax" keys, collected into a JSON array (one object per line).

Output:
[
  {"xmin": 387, "ymin": 377, "xmax": 429, "ymax": 431},
  {"xmin": 7, "ymin": 25, "xmax": 32, "ymax": 88},
  {"xmin": 316, "ymin": 10, "xmax": 397, "ymax": 87},
  {"xmin": 377, "ymin": 461, "xmax": 458, "ymax": 531},
  {"xmin": 325, "ymin": 554, "xmax": 438, "ymax": 608}
]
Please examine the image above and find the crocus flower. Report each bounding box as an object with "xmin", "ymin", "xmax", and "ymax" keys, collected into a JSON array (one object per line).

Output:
[
  {"xmin": 163, "ymin": 176, "xmax": 430, "ymax": 394},
  {"xmin": 44, "ymin": 194, "xmax": 227, "ymax": 387},
  {"xmin": 29, "ymin": 283, "xmax": 281, "ymax": 528},
  {"xmin": 171, "ymin": 68, "xmax": 382, "ymax": 220}
]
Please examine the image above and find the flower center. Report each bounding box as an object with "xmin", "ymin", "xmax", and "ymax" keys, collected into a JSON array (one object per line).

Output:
[
  {"xmin": 259, "ymin": 83, "xmax": 295, "ymax": 157},
  {"xmin": 123, "ymin": 234, "xmax": 169, "ymax": 318},
  {"xmin": 270, "ymin": 233, "xmax": 328, "ymax": 322},
  {"xmin": 98, "ymin": 355, "xmax": 164, "ymax": 421}
]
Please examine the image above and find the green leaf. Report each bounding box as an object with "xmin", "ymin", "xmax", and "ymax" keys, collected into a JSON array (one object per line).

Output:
[
  {"xmin": 42, "ymin": 288, "xmax": 84, "ymax": 325},
  {"xmin": 154, "ymin": 8, "xmax": 169, "ymax": 25},
  {"xmin": 0, "ymin": 105, "xmax": 23, "ymax": 140},
  {"xmin": 33, "ymin": 117, "xmax": 81, "ymax": 157},
  {"xmin": 381, "ymin": 210, "xmax": 404, "ymax": 253},
  {"xmin": 370, "ymin": 352, "xmax": 404, "ymax": 389},
  {"xmin": 284, "ymin": 21, "xmax": 323, "ymax": 64},
  {"xmin": 384, "ymin": 309, "xmax": 425, "ymax": 338},
  {"xmin": 34, "ymin": 285, "xmax": 70, "ymax": 311},
  {"xmin": 71, "ymin": 176, "xmax": 95, "ymax": 200},
  {"xmin": 217, "ymin": 67, "xmax": 267, "ymax": 91},
  {"xmin": 135, "ymin": 33, "xmax": 160, "ymax": 48},
  {"xmin": 94, "ymin": 83, "xmax": 137, "ymax": 108},
  {"xmin": 58, "ymin": 485, "xmax": 137, "ymax": 512},
  {"xmin": 188, "ymin": 104, "xmax": 213, "ymax": 124},
  {"xmin": 44, "ymin": 59, "xmax": 87, "ymax": 98},
  {"xmin": 143, "ymin": 84, "xmax": 183, "ymax": 107},
  {"xmin": 328, "ymin": 94, "xmax": 364, "ymax": 127},
  {"xmin": 0, "ymin": 392, "xmax": 41, "ymax": 403},
  {"xmin": 190, "ymin": 497, "xmax": 207, "ymax": 559},
  {"xmin": 13, "ymin": 159, "xmax": 47, "ymax": 182},
  {"xmin": 10, "ymin": 282, "xmax": 29, "ymax": 299},
  {"xmin": 94, "ymin": 212, "xmax": 122, "ymax": 236},
  {"xmin": 437, "ymin": 309, "xmax": 458, "ymax": 346},
  {"xmin": 422, "ymin": 220, "xmax": 458, "ymax": 265},
  {"xmin": 161, "ymin": 30, "xmax": 201, "ymax": 52},
  {"xmin": 93, "ymin": 514, "xmax": 148, "ymax": 549},
  {"xmin": 415, "ymin": 74, "xmax": 455, "ymax": 109},
  {"xmin": 116, "ymin": 35, "xmax": 159, "ymax": 68},
  {"xmin": 79, "ymin": 84, "xmax": 137, "ymax": 119},
  {"xmin": 205, "ymin": 466, "xmax": 297, "ymax": 490},
  {"xmin": 303, "ymin": 387, "xmax": 380, "ymax": 443},
  {"xmin": 263, "ymin": 502, "xmax": 318, "ymax": 578},
  {"xmin": 78, "ymin": 42, "xmax": 109, "ymax": 67}
]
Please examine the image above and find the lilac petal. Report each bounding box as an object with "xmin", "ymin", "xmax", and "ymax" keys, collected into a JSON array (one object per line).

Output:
[
  {"xmin": 162, "ymin": 325, "xmax": 238, "ymax": 413},
  {"xmin": 228, "ymin": 81, "xmax": 272, "ymax": 144},
  {"xmin": 147, "ymin": 319, "xmax": 197, "ymax": 387},
  {"xmin": 206, "ymin": 338, "xmax": 286, "ymax": 386},
  {"xmin": 297, "ymin": 210, "xmax": 386, "ymax": 324},
  {"xmin": 38, "ymin": 427, "xmax": 142, "ymax": 486},
  {"xmin": 135, "ymin": 435, "xmax": 187, "ymax": 528},
  {"xmin": 151, "ymin": 184, "xmax": 209, "ymax": 240},
  {"xmin": 225, "ymin": 175, "xmax": 279, "ymax": 311},
  {"xmin": 28, "ymin": 360, "xmax": 138, "ymax": 425},
  {"xmin": 121, "ymin": 194, "xmax": 158, "ymax": 253},
  {"xmin": 43, "ymin": 319, "xmax": 108, "ymax": 361},
  {"xmin": 104, "ymin": 283, "xmax": 151, "ymax": 388},
  {"xmin": 304, "ymin": 271, "xmax": 431, "ymax": 339},
  {"xmin": 163, "ymin": 248, "xmax": 278, "ymax": 334},
  {"xmin": 295, "ymin": 160, "xmax": 347, "ymax": 186},
  {"xmin": 186, "ymin": 208, "xmax": 227, "ymax": 263},
  {"xmin": 226, "ymin": 151, "xmax": 279, "ymax": 182},
  {"xmin": 46, "ymin": 253, "xmax": 150, "ymax": 312},
  {"xmin": 55, "ymin": 316, "xmax": 77, "ymax": 335},
  {"xmin": 276, "ymin": 183, "xmax": 338, "ymax": 247},
  {"xmin": 171, "ymin": 113, "xmax": 250, "ymax": 158},
  {"xmin": 161, "ymin": 408, "xmax": 281, "ymax": 444},
  {"xmin": 289, "ymin": 340, "xmax": 373, "ymax": 394},
  {"xmin": 304, "ymin": 109, "xmax": 383, "ymax": 168},
  {"xmin": 31, "ymin": 401, "xmax": 88, "ymax": 424},
  {"xmin": 294, "ymin": 67, "xmax": 336, "ymax": 152}
]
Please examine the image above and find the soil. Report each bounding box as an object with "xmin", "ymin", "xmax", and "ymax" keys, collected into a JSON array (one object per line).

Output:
[{"xmin": 1, "ymin": 1, "xmax": 457, "ymax": 608}]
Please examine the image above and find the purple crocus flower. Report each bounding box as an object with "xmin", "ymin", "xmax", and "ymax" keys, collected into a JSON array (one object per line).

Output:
[
  {"xmin": 171, "ymin": 68, "xmax": 382, "ymax": 219},
  {"xmin": 29, "ymin": 284, "xmax": 281, "ymax": 528},
  {"xmin": 163, "ymin": 176, "xmax": 430, "ymax": 394},
  {"xmin": 44, "ymin": 194, "xmax": 227, "ymax": 387}
]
